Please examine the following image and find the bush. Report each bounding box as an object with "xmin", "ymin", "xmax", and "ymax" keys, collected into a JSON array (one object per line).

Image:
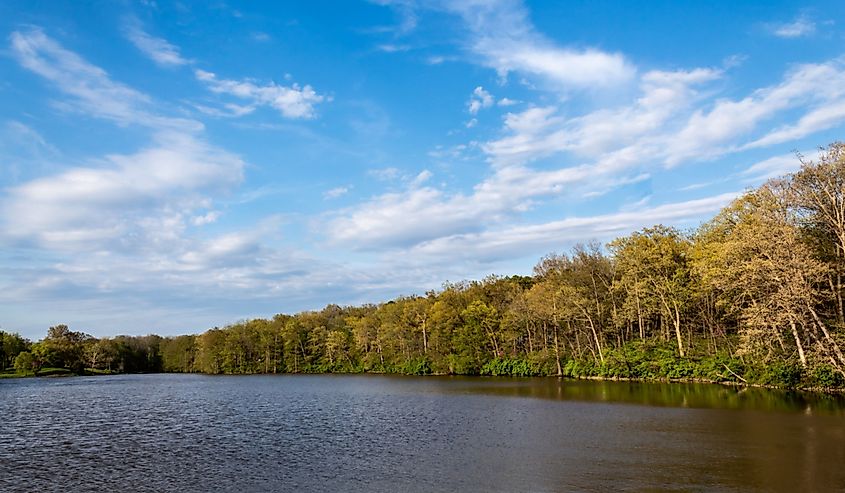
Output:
[
  {"xmin": 562, "ymin": 358, "xmax": 598, "ymax": 378},
  {"xmin": 401, "ymin": 357, "xmax": 432, "ymax": 375},
  {"xmin": 481, "ymin": 357, "xmax": 539, "ymax": 377},
  {"xmin": 811, "ymin": 364, "xmax": 845, "ymax": 389},
  {"xmin": 695, "ymin": 355, "xmax": 745, "ymax": 382},
  {"xmin": 747, "ymin": 361, "xmax": 803, "ymax": 388}
]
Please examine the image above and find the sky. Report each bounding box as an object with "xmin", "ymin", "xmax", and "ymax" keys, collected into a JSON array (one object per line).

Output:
[{"xmin": 2, "ymin": 0, "xmax": 845, "ymax": 340}]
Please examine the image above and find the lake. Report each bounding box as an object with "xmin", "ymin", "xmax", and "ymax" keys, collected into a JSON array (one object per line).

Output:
[{"xmin": 1, "ymin": 374, "xmax": 844, "ymax": 492}]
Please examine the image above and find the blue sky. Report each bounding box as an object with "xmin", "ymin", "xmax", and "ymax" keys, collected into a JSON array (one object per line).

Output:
[{"xmin": 2, "ymin": 0, "xmax": 845, "ymax": 339}]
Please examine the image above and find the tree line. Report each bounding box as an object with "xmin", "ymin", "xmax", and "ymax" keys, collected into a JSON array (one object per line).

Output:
[{"xmin": 4, "ymin": 143, "xmax": 845, "ymax": 389}]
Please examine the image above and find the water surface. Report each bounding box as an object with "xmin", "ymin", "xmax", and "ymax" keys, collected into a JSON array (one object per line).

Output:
[{"xmin": 2, "ymin": 374, "xmax": 844, "ymax": 492}]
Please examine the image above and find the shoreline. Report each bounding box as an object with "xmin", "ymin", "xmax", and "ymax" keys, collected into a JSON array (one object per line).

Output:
[{"xmin": 4, "ymin": 369, "xmax": 844, "ymax": 394}]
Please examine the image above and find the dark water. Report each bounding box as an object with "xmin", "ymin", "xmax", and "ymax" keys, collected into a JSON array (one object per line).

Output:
[{"xmin": 2, "ymin": 375, "xmax": 844, "ymax": 492}]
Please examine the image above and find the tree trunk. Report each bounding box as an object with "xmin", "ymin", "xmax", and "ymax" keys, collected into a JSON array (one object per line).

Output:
[
  {"xmin": 673, "ymin": 304, "xmax": 685, "ymax": 357},
  {"xmin": 585, "ymin": 313, "xmax": 604, "ymax": 364},
  {"xmin": 789, "ymin": 318, "xmax": 807, "ymax": 368},
  {"xmin": 553, "ymin": 325, "xmax": 563, "ymax": 376},
  {"xmin": 808, "ymin": 304, "xmax": 845, "ymax": 367}
]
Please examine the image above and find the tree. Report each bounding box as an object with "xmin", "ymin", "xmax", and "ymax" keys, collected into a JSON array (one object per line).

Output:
[
  {"xmin": 696, "ymin": 183, "xmax": 844, "ymax": 375},
  {"xmin": 790, "ymin": 143, "xmax": 845, "ymax": 326},
  {"xmin": 38, "ymin": 324, "xmax": 92, "ymax": 373},
  {"xmin": 14, "ymin": 351, "xmax": 35, "ymax": 374},
  {"xmin": 1, "ymin": 331, "xmax": 30, "ymax": 369},
  {"xmin": 610, "ymin": 226, "xmax": 693, "ymax": 357}
]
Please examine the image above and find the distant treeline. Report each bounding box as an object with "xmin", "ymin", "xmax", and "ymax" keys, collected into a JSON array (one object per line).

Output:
[{"xmin": 4, "ymin": 144, "xmax": 845, "ymax": 389}]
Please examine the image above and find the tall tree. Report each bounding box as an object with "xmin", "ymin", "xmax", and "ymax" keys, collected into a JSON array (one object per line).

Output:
[
  {"xmin": 790, "ymin": 143, "xmax": 845, "ymax": 326},
  {"xmin": 610, "ymin": 226, "xmax": 693, "ymax": 357}
]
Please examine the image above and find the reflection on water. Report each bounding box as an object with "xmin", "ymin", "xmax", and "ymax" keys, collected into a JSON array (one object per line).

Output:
[
  {"xmin": 448, "ymin": 377, "xmax": 845, "ymax": 416},
  {"xmin": 1, "ymin": 374, "xmax": 843, "ymax": 492}
]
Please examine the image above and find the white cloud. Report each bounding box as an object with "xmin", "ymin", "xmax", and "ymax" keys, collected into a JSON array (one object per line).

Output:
[
  {"xmin": 192, "ymin": 102, "xmax": 256, "ymax": 118},
  {"xmin": 468, "ymin": 86, "xmax": 494, "ymax": 114},
  {"xmin": 195, "ymin": 69, "xmax": 327, "ymax": 119},
  {"xmin": 425, "ymin": 55, "xmax": 458, "ymax": 65},
  {"xmin": 377, "ymin": 44, "xmax": 411, "ymax": 53},
  {"xmin": 324, "ymin": 160, "xmax": 624, "ymax": 250},
  {"xmin": 324, "ymin": 186, "xmax": 350, "ymax": 199},
  {"xmin": 10, "ymin": 28, "xmax": 199, "ymax": 131},
  {"xmin": 443, "ymin": 0, "xmax": 635, "ymax": 89},
  {"xmin": 192, "ymin": 211, "xmax": 221, "ymax": 226},
  {"xmin": 410, "ymin": 170, "xmax": 433, "ymax": 186},
  {"xmin": 3, "ymin": 27, "xmax": 429, "ymax": 337},
  {"xmin": 741, "ymin": 99, "xmax": 845, "ymax": 150},
  {"xmin": 367, "ymin": 167, "xmax": 401, "ymax": 181},
  {"xmin": 2, "ymin": 121, "xmax": 55, "ymax": 154},
  {"xmin": 739, "ymin": 150, "xmax": 817, "ymax": 183},
  {"xmin": 325, "ymin": 56, "xmax": 845, "ymax": 254},
  {"xmin": 124, "ymin": 20, "xmax": 189, "ymax": 67},
  {"xmin": 770, "ymin": 15, "xmax": 817, "ymax": 38},
  {"xmin": 483, "ymin": 67, "xmax": 723, "ymax": 167},
  {"xmin": 480, "ymin": 59, "xmax": 845, "ymax": 174},
  {"xmin": 408, "ymin": 193, "xmax": 737, "ymax": 261},
  {"xmin": 0, "ymin": 121, "xmax": 60, "ymax": 184},
  {"xmin": 1, "ymin": 132, "xmax": 244, "ymax": 250},
  {"xmin": 667, "ymin": 61, "xmax": 845, "ymax": 164}
]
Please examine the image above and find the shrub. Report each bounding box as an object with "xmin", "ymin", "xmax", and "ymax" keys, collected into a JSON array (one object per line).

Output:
[
  {"xmin": 481, "ymin": 357, "xmax": 539, "ymax": 377},
  {"xmin": 811, "ymin": 364, "xmax": 845, "ymax": 389}
]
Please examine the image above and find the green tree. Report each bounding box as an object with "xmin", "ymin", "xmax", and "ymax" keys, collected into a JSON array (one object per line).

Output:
[
  {"xmin": 14, "ymin": 351, "xmax": 35, "ymax": 374},
  {"xmin": 610, "ymin": 226, "xmax": 693, "ymax": 357}
]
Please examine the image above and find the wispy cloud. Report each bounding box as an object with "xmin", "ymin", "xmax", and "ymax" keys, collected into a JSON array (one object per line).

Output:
[
  {"xmin": 770, "ymin": 15, "xmax": 817, "ymax": 38},
  {"xmin": 251, "ymin": 32, "xmax": 271, "ymax": 43},
  {"xmin": 324, "ymin": 186, "xmax": 351, "ymax": 199},
  {"xmin": 408, "ymin": 192, "xmax": 738, "ymax": 261},
  {"xmin": 739, "ymin": 150, "xmax": 819, "ymax": 183},
  {"xmin": 195, "ymin": 69, "xmax": 328, "ymax": 119},
  {"xmin": 10, "ymin": 28, "xmax": 199, "ymax": 131},
  {"xmin": 481, "ymin": 58, "xmax": 845, "ymax": 173},
  {"xmin": 376, "ymin": 43, "xmax": 411, "ymax": 53},
  {"xmin": 443, "ymin": 0, "xmax": 635, "ymax": 89},
  {"xmin": 483, "ymin": 68, "xmax": 722, "ymax": 167},
  {"xmin": 124, "ymin": 18, "xmax": 190, "ymax": 67}
]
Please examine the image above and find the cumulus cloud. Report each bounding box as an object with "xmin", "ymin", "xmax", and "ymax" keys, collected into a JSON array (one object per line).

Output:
[
  {"xmin": 192, "ymin": 211, "xmax": 222, "ymax": 226},
  {"xmin": 1, "ymin": 132, "xmax": 243, "ymax": 250},
  {"xmin": 195, "ymin": 69, "xmax": 327, "ymax": 119},
  {"xmin": 468, "ymin": 86, "xmax": 494, "ymax": 114}
]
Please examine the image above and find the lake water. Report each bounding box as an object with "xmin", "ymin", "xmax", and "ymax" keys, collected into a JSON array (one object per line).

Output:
[{"xmin": 1, "ymin": 374, "xmax": 844, "ymax": 492}]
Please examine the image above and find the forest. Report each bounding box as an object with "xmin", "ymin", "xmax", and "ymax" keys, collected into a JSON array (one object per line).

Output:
[{"xmin": 3, "ymin": 143, "xmax": 845, "ymax": 390}]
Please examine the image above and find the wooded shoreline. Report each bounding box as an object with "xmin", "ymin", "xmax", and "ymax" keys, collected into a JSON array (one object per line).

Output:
[{"xmin": 5, "ymin": 368, "xmax": 845, "ymax": 397}]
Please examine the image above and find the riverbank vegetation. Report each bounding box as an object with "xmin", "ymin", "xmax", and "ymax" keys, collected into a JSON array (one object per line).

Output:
[{"xmin": 3, "ymin": 144, "xmax": 845, "ymax": 390}]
